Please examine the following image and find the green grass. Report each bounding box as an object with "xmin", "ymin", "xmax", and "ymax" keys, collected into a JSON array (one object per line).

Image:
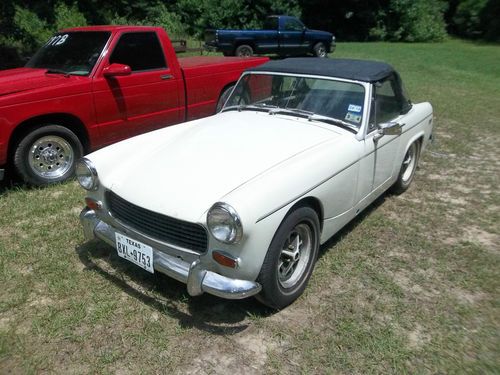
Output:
[{"xmin": 1, "ymin": 39, "xmax": 499, "ymax": 373}]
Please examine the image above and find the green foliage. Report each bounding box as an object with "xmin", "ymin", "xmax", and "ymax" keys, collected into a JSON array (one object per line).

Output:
[
  {"xmin": 109, "ymin": 3, "xmax": 186, "ymax": 38},
  {"xmin": 175, "ymin": 0, "xmax": 301, "ymax": 37},
  {"xmin": 142, "ymin": 4, "xmax": 186, "ymax": 38},
  {"xmin": 0, "ymin": 0, "xmax": 497, "ymax": 69},
  {"xmin": 370, "ymin": 0, "xmax": 448, "ymax": 42},
  {"xmin": 452, "ymin": 0, "xmax": 500, "ymax": 41},
  {"xmin": 10, "ymin": 2, "xmax": 87, "ymax": 56},
  {"xmin": 54, "ymin": 2, "xmax": 87, "ymax": 30},
  {"xmin": 13, "ymin": 6, "xmax": 52, "ymax": 51}
]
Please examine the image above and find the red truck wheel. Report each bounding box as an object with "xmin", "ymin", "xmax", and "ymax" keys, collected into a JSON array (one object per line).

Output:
[
  {"xmin": 216, "ymin": 84, "xmax": 235, "ymax": 112},
  {"xmin": 13, "ymin": 125, "xmax": 83, "ymax": 186}
]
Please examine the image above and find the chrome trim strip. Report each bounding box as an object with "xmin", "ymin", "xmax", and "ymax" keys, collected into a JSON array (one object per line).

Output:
[{"xmin": 80, "ymin": 208, "xmax": 261, "ymax": 300}]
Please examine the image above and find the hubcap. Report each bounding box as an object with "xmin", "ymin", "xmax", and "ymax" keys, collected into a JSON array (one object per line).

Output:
[
  {"xmin": 28, "ymin": 135, "xmax": 74, "ymax": 179},
  {"xmin": 278, "ymin": 223, "xmax": 312, "ymax": 289},
  {"xmin": 401, "ymin": 143, "xmax": 417, "ymax": 183},
  {"xmin": 239, "ymin": 47, "xmax": 251, "ymax": 57}
]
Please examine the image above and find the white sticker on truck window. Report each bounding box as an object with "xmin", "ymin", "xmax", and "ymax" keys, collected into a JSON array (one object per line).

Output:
[
  {"xmin": 348, "ymin": 104, "xmax": 362, "ymax": 112},
  {"xmin": 345, "ymin": 112, "xmax": 362, "ymax": 123},
  {"xmin": 46, "ymin": 34, "xmax": 69, "ymax": 47}
]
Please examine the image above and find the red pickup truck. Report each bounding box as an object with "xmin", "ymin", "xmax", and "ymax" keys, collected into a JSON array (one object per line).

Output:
[{"xmin": 0, "ymin": 26, "xmax": 267, "ymax": 185}]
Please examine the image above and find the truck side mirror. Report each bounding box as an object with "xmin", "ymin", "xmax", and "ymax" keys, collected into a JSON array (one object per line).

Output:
[{"xmin": 103, "ymin": 63, "xmax": 131, "ymax": 77}]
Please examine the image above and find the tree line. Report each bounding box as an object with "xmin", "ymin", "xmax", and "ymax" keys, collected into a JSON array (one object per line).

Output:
[{"xmin": 1, "ymin": 0, "xmax": 498, "ymax": 68}]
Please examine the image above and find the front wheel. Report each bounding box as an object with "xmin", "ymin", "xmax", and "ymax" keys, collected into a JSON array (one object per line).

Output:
[
  {"xmin": 313, "ymin": 42, "xmax": 327, "ymax": 58},
  {"xmin": 256, "ymin": 206, "xmax": 320, "ymax": 309},
  {"xmin": 13, "ymin": 125, "xmax": 83, "ymax": 186},
  {"xmin": 391, "ymin": 141, "xmax": 420, "ymax": 194}
]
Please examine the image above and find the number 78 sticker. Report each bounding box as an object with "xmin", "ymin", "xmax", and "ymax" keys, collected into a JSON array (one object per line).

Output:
[{"xmin": 46, "ymin": 34, "xmax": 69, "ymax": 47}]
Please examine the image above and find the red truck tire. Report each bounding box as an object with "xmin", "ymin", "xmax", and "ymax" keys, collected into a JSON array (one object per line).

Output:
[
  {"xmin": 216, "ymin": 84, "xmax": 235, "ymax": 112},
  {"xmin": 13, "ymin": 125, "xmax": 83, "ymax": 186}
]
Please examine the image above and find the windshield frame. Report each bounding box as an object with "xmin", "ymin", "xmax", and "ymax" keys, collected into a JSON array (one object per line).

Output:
[
  {"xmin": 26, "ymin": 31, "xmax": 112, "ymax": 77},
  {"xmin": 222, "ymin": 71, "xmax": 371, "ymax": 136}
]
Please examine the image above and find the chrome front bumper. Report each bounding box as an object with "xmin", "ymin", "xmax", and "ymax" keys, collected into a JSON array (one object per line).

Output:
[{"xmin": 80, "ymin": 208, "xmax": 261, "ymax": 300}]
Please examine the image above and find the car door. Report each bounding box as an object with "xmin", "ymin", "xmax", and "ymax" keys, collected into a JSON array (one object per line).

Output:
[
  {"xmin": 279, "ymin": 18, "xmax": 306, "ymax": 55},
  {"xmin": 356, "ymin": 75, "xmax": 407, "ymax": 207},
  {"xmin": 92, "ymin": 31, "xmax": 183, "ymax": 143},
  {"xmin": 257, "ymin": 17, "xmax": 279, "ymax": 54}
]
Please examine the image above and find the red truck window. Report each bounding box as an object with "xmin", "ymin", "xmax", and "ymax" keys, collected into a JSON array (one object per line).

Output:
[
  {"xmin": 26, "ymin": 31, "xmax": 110, "ymax": 76},
  {"xmin": 109, "ymin": 32, "xmax": 167, "ymax": 72}
]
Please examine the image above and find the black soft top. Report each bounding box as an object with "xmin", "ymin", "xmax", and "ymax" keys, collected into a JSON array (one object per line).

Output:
[{"xmin": 247, "ymin": 58, "xmax": 395, "ymax": 82}]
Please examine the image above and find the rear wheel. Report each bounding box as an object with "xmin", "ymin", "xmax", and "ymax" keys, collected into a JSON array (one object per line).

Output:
[
  {"xmin": 13, "ymin": 125, "xmax": 83, "ymax": 186},
  {"xmin": 216, "ymin": 84, "xmax": 235, "ymax": 112},
  {"xmin": 391, "ymin": 141, "xmax": 420, "ymax": 194},
  {"xmin": 235, "ymin": 44, "xmax": 253, "ymax": 57},
  {"xmin": 256, "ymin": 206, "xmax": 320, "ymax": 309}
]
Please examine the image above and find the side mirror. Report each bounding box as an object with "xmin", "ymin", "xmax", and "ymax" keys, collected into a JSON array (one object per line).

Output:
[
  {"xmin": 373, "ymin": 121, "xmax": 402, "ymax": 142},
  {"xmin": 103, "ymin": 63, "xmax": 131, "ymax": 77}
]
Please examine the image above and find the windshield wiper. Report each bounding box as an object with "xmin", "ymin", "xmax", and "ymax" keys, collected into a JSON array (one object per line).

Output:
[
  {"xmin": 45, "ymin": 69, "xmax": 70, "ymax": 77},
  {"xmin": 222, "ymin": 104, "xmax": 276, "ymax": 113},
  {"xmin": 308, "ymin": 114, "xmax": 358, "ymax": 133},
  {"xmin": 268, "ymin": 107, "xmax": 314, "ymax": 117}
]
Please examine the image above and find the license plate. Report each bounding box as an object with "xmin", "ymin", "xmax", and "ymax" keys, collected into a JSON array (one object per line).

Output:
[{"xmin": 115, "ymin": 232, "xmax": 154, "ymax": 273}]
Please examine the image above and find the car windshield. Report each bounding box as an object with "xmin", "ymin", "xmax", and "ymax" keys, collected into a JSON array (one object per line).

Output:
[
  {"xmin": 223, "ymin": 73, "xmax": 366, "ymax": 130},
  {"xmin": 26, "ymin": 31, "xmax": 111, "ymax": 76}
]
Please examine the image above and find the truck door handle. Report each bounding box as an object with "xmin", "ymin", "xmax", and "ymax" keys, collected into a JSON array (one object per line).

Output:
[{"xmin": 161, "ymin": 74, "xmax": 173, "ymax": 80}]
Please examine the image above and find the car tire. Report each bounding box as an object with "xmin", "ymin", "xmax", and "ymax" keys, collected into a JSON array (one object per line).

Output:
[
  {"xmin": 235, "ymin": 44, "xmax": 253, "ymax": 57},
  {"xmin": 391, "ymin": 141, "xmax": 420, "ymax": 194},
  {"xmin": 256, "ymin": 206, "xmax": 320, "ymax": 309},
  {"xmin": 216, "ymin": 84, "xmax": 235, "ymax": 112},
  {"xmin": 313, "ymin": 42, "xmax": 327, "ymax": 58},
  {"xmin": 13, "ymin": 125, "xmax": 83, "ymax": 186}
]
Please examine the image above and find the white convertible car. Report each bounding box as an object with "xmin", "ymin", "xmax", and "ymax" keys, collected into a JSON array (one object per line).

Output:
[{"xmin": 78, "ymin": 58, "xmax": 433, "ymax": 309}]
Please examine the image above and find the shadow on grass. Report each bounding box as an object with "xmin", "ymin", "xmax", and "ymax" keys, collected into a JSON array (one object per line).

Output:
[
  {"xmin": 75, "ymin": 192, "xmax": 388, "ymax": 333},
  {"xmin": 76, "ymin": 241, "xmax": 273, "ymax": 334}
]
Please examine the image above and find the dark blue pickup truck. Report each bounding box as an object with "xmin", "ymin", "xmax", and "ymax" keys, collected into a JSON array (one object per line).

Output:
[{"xmin": 205, "ymin": 15, "xmax": 335, "ymax": 58}]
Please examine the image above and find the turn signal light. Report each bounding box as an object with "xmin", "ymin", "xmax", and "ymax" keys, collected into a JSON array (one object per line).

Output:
[
  {"xmin": 212, "ymin": 251, "xmax": 238, "ymax": 268},
  {"xmin": 85, "ymin": 197, "xmax": 102, "ymax": 211}
]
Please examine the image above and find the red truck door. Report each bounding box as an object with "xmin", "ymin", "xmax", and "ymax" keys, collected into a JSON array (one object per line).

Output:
[{"xmin": 92, "ymin": 31, "xmax": 183, "ymax": 144}]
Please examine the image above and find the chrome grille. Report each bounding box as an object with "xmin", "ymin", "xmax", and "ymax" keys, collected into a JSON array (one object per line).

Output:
[{"xmin": 106, "ymin": 191, "xmax": 208, "ymax": 253}]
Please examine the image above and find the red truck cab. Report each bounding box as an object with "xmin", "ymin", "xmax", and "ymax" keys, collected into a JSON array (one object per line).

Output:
[{"xmin": 0, "ymin": 26, "xmax": 267, "ymax": 185}]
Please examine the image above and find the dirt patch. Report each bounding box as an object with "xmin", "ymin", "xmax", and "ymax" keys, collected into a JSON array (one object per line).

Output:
[
  {"xmin": 464, "ymin": 227, "xmax": 500, "ymax": 255},
  {"xmin": 391, "ymin": 270, "xmax": 440, "ymax": 300},
  {"xmin": 450, "ymin": 288, "xmax": 486, "ymax": 305},
  {"xmin": 183, "ymin": 326, "xmax": 279, "ymax": 374},
  {"xmin": 407, "ymin": 323, "xmax": 431, "ymax": 349}
]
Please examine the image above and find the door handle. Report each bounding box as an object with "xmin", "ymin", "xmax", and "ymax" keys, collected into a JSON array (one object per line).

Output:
[{"xmin": 161, "ymin": 74, "xmax": 173, "ymax": 80}]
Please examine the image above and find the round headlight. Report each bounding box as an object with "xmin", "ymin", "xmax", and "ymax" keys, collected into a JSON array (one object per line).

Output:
[
  {"xmin": 207, "ymin": 202, "xmax": 243, "ymax": 244},
  {"xmin": 76, "ymin": 158, "xmax": 98, "ymax": 190}
]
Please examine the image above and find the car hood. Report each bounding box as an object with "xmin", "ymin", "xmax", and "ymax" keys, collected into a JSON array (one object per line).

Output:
[
  {"xmin": 92, "ymin": 111, "xmax": 347, "ymax": 223},
  {"xmin": 0, "ymin": 67, "xmax": 71, "ymax": 96},
  {"xmin": 308, "ymin": 29, "xmax": 333, "ymax": 37}
]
